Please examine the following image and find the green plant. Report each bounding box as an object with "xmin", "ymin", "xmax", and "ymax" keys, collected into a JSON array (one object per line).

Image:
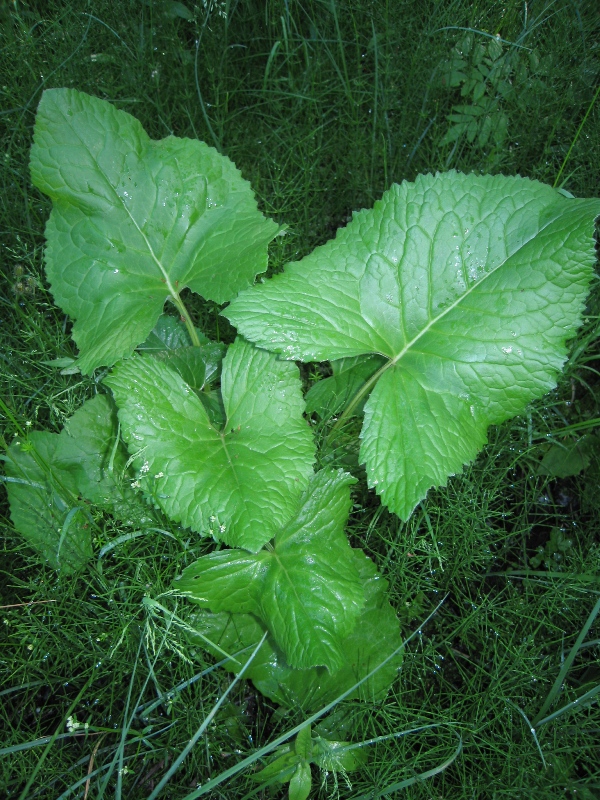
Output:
[
  {"xmin": 250, "ymin": 723, "xmax": 367, "ymax": 800},
  {"xmin": 3, "ymin": 86, "xmax": 600, "ymax": 793},
  {"xmin": 438, "ymin": 32, "xmax": 553, "ymax": 166}
]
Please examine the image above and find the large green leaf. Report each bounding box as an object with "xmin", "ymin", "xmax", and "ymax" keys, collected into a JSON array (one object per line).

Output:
[
  {"xmin": 3, "ymin": 433, "xmax": 92, "ymax": 573},
  {"xmin": 30, "ymin": 89, "xmax": 278, "ymax": 374},
  {"xmin": 187, "ymin": 548, "xmax": 403, "ymax": 710},
  {"xmin": 176, "ymin": 470, "xmax": 363, "ymax": 671},
  {"xmin": 226, "ymin": 172, "xmax": 600, "ymax": 519},
  {"xmin": 105, "ymin": 338, "xmax": 315, "ymax": 552}
]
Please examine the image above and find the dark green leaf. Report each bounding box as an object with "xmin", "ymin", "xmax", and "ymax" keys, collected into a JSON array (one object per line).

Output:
[
  {"xmin": 305, "ymin": 355, "xmax": 385, "ymax": 418},
  {"xmin": 149, "ymin": 343, "xmax": 225, "ymax": 392},
  {"xmin": 4, "ymin": 433, "xmax": 91, "ymax": 572},
  {"xmin": 137, "ymin": 316, "xmax": 208, "ymax": 352},
  {"xmin": 536, "ymin": 435, "xmax": 598, "ymax": 478}
]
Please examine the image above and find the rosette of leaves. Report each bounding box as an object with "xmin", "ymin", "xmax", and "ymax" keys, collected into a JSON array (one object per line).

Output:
[
  {"xmin": 226, "ymin": 171, "xmax": 600, "ymax": 520},
  {"xmin": 251, "ymin": 724, "xmax": 367, "ymax": 800},
  {"xmin": 29, "ymin": 88, "xmax": 278, "ymax": 374}
]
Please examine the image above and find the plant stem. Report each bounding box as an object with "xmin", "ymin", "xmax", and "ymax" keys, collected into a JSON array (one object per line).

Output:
[
  {"xmin": 170, "ymin": 293, "xmax": 202, "ymax": 347},
  {"xmin": 554, "ymin": 81, "xmax": 600, "ymax": 188},
  {"xmin": 326, "ymin": 357, "xmax": 391, "ymax": 444}
]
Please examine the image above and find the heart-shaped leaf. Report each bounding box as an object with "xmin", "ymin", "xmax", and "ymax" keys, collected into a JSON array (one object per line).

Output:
[
  {"xmin": 226, "ymin": 172, "xmax": 600, "ymax": 519},
  {"xmin": 176, "ymin": 470, "xmax": 363, "ymax": 671},
  {"xmin": 30, "ymin": 89, "xmax": 278, "ymax": 374},
  {"xmin": 105, "ymin": 337, "xmax": 315, "ymax": 552}
]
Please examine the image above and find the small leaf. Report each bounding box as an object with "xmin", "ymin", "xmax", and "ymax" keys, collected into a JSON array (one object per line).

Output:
[
  {"xmin": 4, "ymin": 433, "xmax": 91, "ymax": 572},
  {"xmin": 536, "ymin": 436, "xmax": 598, "ymax": 478},
  {"xmin": 472, "ymin": 81, "xmax": 486, "ymax": 103},
  {"xmin": 165, "ymin": 1, "xmax": 194, "ymax": 20},
  {"xmin": 478, "ymin": 115, "xmax": 493, "ymax": 148},
  {"xmin": 252, "ymin": 749, "xmax": 298, "ymax": 785},
  {"xmin": 138, "ymin": 315, "xmax": 208, "ymax": 352},
  {"xmin": 487, "ymin": 36, "xmax": 503, "ymax": 61},
  {"xmin": 42, "ymin": 357, "xmax": 77, "ymax": 368},
  {"xmin": 289, "ymin": 762, "xmax": 312, "ymax": 800},
  {"xmin": 305, "ymin": 355, "xmax": 385, "ymax": 418},
  {"xmin": 440, "ymin": 124, "xmax": 467, "ymax": 145},
  {"xmin": 226, "ymin": 172, "xmax": 600, "ymax": 520},
  {"xmin": 294, "ymin": 725, "xmax": 313, "ymax": 761},
  {"xmin": 493, "ymin": 112, "xmax": 508, "ymax": 145},
  {"xmin": 453, "ymin": 103, "xmax": 485, "ymax": 116},
  {"xmin": 149, "ymin": 343, "xmax": 225, "ymax": 392},
  {"xmin": 106, "ymin": 338, "xmax": 315, "ymax": 551},
  {"xmin": 312, "ymin": 737, "xmax": 368, "ymax": 772},
  {"xmin": 30, "ymin": 89, "xmax": 278, "ymax": 373},
  {"xmin": 466, "ymin": 119, "xmax": 478, "ymax": 142},
  {"xmin": 177, "ymin": 470, "xmax": 364, "ymax": 671},
  {"xmin": 447, "ymin": 70, "xmax": 467, "ymax": 87}
]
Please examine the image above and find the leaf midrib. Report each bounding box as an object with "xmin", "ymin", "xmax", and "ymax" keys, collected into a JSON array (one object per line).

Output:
[
  {"xmin": 335, "ymin": 206, "xmax": 564, "ymax": 422},
  {"xmin": 56, "ymin": 103, "xmax": 181, "ymax": 305},
  {"xmin": 266, "ymin": 547, "xmax": 329, "ymax": 664}
]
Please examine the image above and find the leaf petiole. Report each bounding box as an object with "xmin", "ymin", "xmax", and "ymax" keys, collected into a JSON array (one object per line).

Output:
[
  {"xmin": 169, "ymin": 293, "xmax": 202, "ymax": 348},
  {"xmin": 327, "ymin": 357, "xmax": 391, "ymax": 443}
]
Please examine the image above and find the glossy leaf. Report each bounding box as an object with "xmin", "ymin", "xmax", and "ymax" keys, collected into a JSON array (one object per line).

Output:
[
  {"xmin": 187, "ymin": 549, "xmax": 403, "ymax": 710},
  {"xmin": 294, "ymin": 725, "xmax": 313, "ymax": 761},
  {"xmin": 252, "ymin": 749, "xmax": 298, "ymax": 785},
  {"xmin": 149, "ymin": 344, "xmax": 225, "ymax": 393},
  {"xmin": 289, "ymin": 762, "xmax": 312, "ymax": 800},
  {"xmin": 106, "ymin": 338, "xmax": 315, "ymax": 551},
  {"xmin": 4, "ymin": 433, "xmax": 91, "ymax": 572},
  {"xmin": 226, "ymin": 172, "xmax": 600, "ymax": 519},
  {"xmin": 177, "ymin": 470, "xmax": 363, "ymax": 670},
  {"xmin": 30, "ymin": 89, "xmax": 278, "ymax": 373}
]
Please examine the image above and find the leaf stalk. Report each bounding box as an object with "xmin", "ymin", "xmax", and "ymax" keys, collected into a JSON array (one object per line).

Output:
[{"xmin": 169, "ymin": 293, "xmax": 202, "ymax": 347}]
